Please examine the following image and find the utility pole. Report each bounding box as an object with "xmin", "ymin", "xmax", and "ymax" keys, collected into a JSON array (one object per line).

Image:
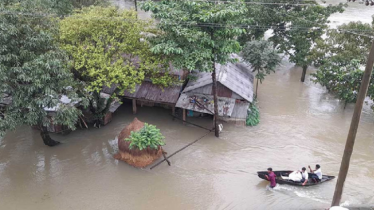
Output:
[{"xmin": 331, "ymin": 40, "xmax": 374, "ymax": 206}]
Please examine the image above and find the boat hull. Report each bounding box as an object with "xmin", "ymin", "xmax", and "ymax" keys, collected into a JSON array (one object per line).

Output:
[{"xmin": 257, "ymin": 170, "xmax": 335, "ymax": 187}]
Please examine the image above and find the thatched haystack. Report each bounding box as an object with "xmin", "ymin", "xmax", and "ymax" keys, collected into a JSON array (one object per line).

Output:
[{"xmin": 113, "ymin": 118, "xmax": 163, "ymax": 168}]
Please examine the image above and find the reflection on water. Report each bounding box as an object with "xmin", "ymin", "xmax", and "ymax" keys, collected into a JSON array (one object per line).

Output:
[{"xmin": 1, "ymin": 1, "xmax": 374, "ymax": 209}]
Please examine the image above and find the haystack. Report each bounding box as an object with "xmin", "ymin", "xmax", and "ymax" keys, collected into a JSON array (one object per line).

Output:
[{"xmin": 113, "ymin": 118, "xmax": 163, "ymax": 168}]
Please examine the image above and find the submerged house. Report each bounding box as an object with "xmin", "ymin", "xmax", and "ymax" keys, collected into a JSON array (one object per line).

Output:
[
  {"xmin": 122, "ymin": 66, "xmax": 188, "ymax": 115},
  {"xmin": 175, "ymin": 61, "xmax": 254, "ymax": 125}
]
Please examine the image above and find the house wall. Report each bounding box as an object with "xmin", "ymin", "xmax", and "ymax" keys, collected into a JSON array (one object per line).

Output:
[
  {"xmin": 218, "ymin": 116, "xmax": 246, "ymax": 126},
  {"xmin": 186, "ymin": 83, "xmax": 244, "ymax": 100}
]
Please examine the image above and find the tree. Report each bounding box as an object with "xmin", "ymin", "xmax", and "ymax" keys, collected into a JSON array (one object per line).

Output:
[
  {"xmin": 310, "ymin": 21, "xmax": 373, "ymax": 67},
  {"xmin": 0, "ymin": 2, "xmax": 86, "ymax": 146},
  {"xmin": 141, "ymin": 0, "xmax": 247, "ymax": 137},
  {"xmin": 59, "ymin": 6, "xmax": 174, "ymax": 125},
  {"xmin": 312, "ymin": 60, "xmax": 367, "ymax": 108},
  {"xmin": 242, "ymin": 40, "xmax": 281, "ymax": 97},
  {"xmin": 311, "ymin": 20, "xmax": 374, "ymax": 108},
  {"xmin": 240, "ymin": 0, "xmax": 344, "ymax": 82},
  {"xmin": 1, "ymin": 0, "xmax": 109, "ymax": 16}
]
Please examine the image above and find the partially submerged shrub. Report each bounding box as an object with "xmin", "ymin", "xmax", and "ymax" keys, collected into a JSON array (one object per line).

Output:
[
  {"xmin": 125, "ymin": 123, "xmax": 165, "ymax": 150},
  {"xmin": 246, "ymin": 102, "xmax": 260, "ymax": 126}
]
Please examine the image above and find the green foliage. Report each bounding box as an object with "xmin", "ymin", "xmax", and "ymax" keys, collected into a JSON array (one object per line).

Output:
[
  {"xmin": 242, "ymin": 40, "xmax": 281, "ymax": 95},
  {"xmin": 246, "ymin": 101, "xmax": 260, "ymax": 126},
  {"xmin": 125, "ymin": 123, "xmax": 165, "ymax": 150},
  {"xmin": 59, "ymin": 6, "xmax": 175, "ymax": 95},
  {"xmin": 0, "ymin": 0, "xmax": 107, "ymax": 16},
  {"xmin": 315, "ymin": 60, "xmax": 362, "ymax": 102},
  {"xmin": 312, "ymin": 60, "xmax": 369, "ymax": 106},
  {"xmin": 240, "ymin": 1, "xmax": 344, "ymax": 71},
  {"xmin": 310, "ymin": 21, "xmax": 373, "ymax": 67},
  {"xmin": 311, "ymin": 19, "xmax": 374, "ymax": 108},
  {"xmin": 141, "ymin": 0, "xmax": 247, "ymax": 72},
  {"xmin": 89, "ymin": 92, "xmax": 113, "ymax": 121},
  {"xmin": 0, "ymin": 2, "xmax": 84, "ymax": 137},
  {"xmin": 70, "ymin": 0, "xmax": 109, "ymax": 9}
]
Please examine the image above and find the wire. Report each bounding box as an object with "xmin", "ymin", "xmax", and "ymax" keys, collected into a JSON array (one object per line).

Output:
[
  {"xmin": 1, "ymin": 10, "xmax": 373, "ymax": 35},
  {"xmin": 189, "ymin": 0, "xmax": 334, "ymax": 6},
  {"xmin": 339, "ymin": 30, "xmax": 374, "ymax": 38},
  {"xmin": 131, "ymin": 0, "xmax": 342, "ymax": 7}
]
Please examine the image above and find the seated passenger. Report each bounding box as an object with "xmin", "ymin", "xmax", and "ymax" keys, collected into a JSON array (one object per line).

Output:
[{"xmin": 300, "ymin": 167, "xmax": 308, "ymax": 186}]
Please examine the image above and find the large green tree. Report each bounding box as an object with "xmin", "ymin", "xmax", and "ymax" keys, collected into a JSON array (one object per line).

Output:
[
  {"xmin": 0, "ymin": 2, "xmax": 86, "ymax": 146},
  {"xmin": 312, "ymin": 60, "xmax": 367, "ymax": 108},
  {"xmin": 311, "ymin": 21, "xmax": 373, "ymax": 67},
  {"xmin": 240, "ymin": 0, "xmax": 344, "ymax": 82},
  {"xmin": 242, "ymin": 40, "xmax": 281, "ymax": 97},
  {"xmin": 141, "ymin": 0, "xmax": 247, "ymax": 137},
  {"xmin": 311, "ymin": 20, "xmax": 374, "ymax": 109},
  {"xmin": 59, "ymin": 6, "xmax": 175, "ymax": 125}
]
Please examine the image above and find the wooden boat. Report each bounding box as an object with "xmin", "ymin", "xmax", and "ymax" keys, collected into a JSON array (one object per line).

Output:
[{"xmin": 257, "ymin": 170, "xmax": 335, "ymax": 186}]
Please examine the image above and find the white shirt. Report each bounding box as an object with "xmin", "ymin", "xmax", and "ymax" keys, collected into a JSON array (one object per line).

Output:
[
  {"xmin": 314, "ymin": 168, "xmax": 322, "ymax": 179},
  {"xmin": 301, "ymin": 171, "xmax": 309, "ymax": 180}
]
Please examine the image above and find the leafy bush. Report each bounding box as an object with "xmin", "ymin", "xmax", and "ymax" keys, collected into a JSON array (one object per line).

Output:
[
  {"xmin": 311, "ymin": 60, "xmax": 371, "ymax": 107},
  {"xmin": 125, "ymin": 123, "xmax": 165, "ymax": 150},
  {"xmin": 246, "ymin": 102, "xmax": 260, "ymax": 126}
]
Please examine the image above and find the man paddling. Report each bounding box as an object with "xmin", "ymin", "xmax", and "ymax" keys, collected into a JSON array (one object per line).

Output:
[
  {"xmin": 265, "ymin": 167, "xmax": 276, "ymax": 188},
  {"xmin": 309, "ymin": 164, "xmax": 322, "ymax": 183}
]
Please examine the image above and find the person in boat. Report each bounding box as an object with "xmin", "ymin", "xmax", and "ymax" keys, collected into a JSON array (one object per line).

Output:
[
  {"xmin": 300, "ymin": 167, "xmax": 309, "ymax": 186},
  {"xmin": 309, "ymin": 164, "xmax": 322, "ymax": 182},
  {"xmin": 265, "ymin": 167, "xmax": 276, "ymax": 188}
]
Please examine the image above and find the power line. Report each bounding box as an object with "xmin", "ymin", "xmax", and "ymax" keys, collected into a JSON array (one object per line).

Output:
[
  {"xmin": 131, "ymin": 0, "xmax": 342, "ymax": 7},
  {"xmin": 1, "ymin": 11, "xmax": 373, "ymax": 35},
  {"xmin": 190, "ymin": 0, "xmax": 337, "ymax": 6}
]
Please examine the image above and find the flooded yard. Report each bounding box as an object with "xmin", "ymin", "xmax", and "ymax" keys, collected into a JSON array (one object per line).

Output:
[{"xmin": 1, "ymin": 1, "xmax": 374, "ymax": 209}]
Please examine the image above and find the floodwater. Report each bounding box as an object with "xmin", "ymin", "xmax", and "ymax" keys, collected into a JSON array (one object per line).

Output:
[{"xmin": 1, "ymin": 1, "xmax": 374, "ymax": 210}]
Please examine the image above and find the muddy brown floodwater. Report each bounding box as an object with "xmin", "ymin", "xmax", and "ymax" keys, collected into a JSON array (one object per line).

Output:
[{"xmin": 1, "ymin": 1, "xmax": 374, "ymax": 210}]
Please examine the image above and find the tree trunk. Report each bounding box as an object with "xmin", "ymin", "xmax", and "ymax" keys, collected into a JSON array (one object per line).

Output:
[
  {"xmin": 331, "ymin": 41, "xmax": 374, "ymax": 207},
  {"xmin": 301, "ymin": 65, "xmax": 308, "ymax": 82},
  {"xmin": 40, "ymin": 125, "xmax": 60, "ymax": 147},
  {"xmin": 255, "ymin": 78, "xmax": 259, "ymax": 98},
  {"xmin": 134, "ymin": 0, "xmax": 138, "ymax": 11},
  {"xmin": 210, "ymin": 30, "xmax": 219, "ymax": 137},
  {"xmin": 212, "ymin": 63, "xmax": 219, "ymax": 137}
]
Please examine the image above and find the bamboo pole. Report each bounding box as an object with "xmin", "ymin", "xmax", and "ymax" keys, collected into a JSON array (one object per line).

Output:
[
  {"xmin": 331, "ymin": 41, "xmax": 374, "ymax": 207},
  {"xmin": 79, "ymin": 115, "xmax": 88, "ymax": 129},
  {"xmin": 182, "ymin": 109, "xmax": 186, "ymax": 125},
  {"xmin": 132, "ymin": 99, "xmax": 137, "ymax": 114}
]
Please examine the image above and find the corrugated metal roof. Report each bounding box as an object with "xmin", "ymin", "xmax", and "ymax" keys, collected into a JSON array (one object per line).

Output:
[
  {"xmin": 44, "ymin": 95, "xmax": 80, "ymax": 112},
  {"xmin": 102, "ymin": 84, "xmax": 118, "ymax": 95},
  {"xmin": 183, "ymin": 59, "xmax": 253, "ymax": 102},
  {"xmin": 109, "ymin": 101, "xmax": 121, "ymax": 113},
  {"xmin": 123, "ymin": 81, "xmax": 182, "ymax": 104}
]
